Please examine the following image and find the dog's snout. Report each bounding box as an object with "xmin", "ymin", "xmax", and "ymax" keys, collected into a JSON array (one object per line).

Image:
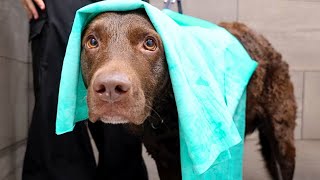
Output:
[{"xmin": 93, "ymin": 73, "xmax": 132, "ymax": 102}]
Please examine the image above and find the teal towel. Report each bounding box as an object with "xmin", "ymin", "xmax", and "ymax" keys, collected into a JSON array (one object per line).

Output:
[{"xmin": 56, "ymin": 0, "xmax": 257, "ymax": 179}]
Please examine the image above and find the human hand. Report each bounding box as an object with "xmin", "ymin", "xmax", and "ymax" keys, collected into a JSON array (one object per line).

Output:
[{"xmin": 21, "ymin": 0, "xmax": 45, "ymax": 20}]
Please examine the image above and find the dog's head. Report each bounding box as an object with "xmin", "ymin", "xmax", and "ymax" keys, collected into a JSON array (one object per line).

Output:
[{"xmin": 81, "ymin": 10, "xmax": 168, "ymax": 125}]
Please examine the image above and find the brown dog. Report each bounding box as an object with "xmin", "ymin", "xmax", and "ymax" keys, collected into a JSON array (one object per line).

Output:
[{"xmin": 81, "ymin": 10, "xmax": 296, "ymax": 180}]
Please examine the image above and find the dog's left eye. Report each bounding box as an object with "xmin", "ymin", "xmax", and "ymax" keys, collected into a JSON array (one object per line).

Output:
[
  {"xmin": 86, "ymin": 37, "xmax": 99, "ymax": 49},
  {"xmin": 143, "ymin": 37, "xmax": 157, "ymax": 51}
]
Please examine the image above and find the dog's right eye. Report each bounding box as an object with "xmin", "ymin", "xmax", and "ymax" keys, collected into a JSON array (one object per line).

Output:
[
  {"xmin": 86, "ymin": 36, "xmax": 99, "ymax": 49},
  {"xmin": 143, "ymin": 37, "xmax": 157, "ymax": 51}
]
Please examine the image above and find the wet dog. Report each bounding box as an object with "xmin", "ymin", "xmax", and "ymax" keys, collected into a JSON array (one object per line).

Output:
[{"xmin": 81, "ymin": 10, "xmax": 296, "ymax": 180}]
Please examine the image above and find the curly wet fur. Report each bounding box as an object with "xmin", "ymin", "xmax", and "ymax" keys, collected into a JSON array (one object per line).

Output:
[
  {"xmin": 83, "ymin": 12, "xmax": 297, "ymax": 180},
  {"xmin": 142, "ymin": 22, "xmax": 297, "ymax": 180},
  {"xmin": 221, "ymin": 22, "xmax": 296, "ymax": 180}
]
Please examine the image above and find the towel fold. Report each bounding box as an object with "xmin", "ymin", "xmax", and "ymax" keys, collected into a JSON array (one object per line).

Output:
[{"xmin": 56, "ymin": 0, "xmax": 257, "ymax": 179}]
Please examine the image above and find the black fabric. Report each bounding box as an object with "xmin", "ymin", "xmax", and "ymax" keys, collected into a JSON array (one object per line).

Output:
[
  {"xmin": 89, "ymin": 122, "xmax": 148, "ymax": 180},
  {"xmin": 22, "ymin": 1, "xmax": 148, "ymax": 180}
]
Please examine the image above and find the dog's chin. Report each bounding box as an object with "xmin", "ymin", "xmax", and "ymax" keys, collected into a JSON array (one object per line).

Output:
[{"xmin": 93, "ymin": 115, "xmax": 147, "ymax": 125}]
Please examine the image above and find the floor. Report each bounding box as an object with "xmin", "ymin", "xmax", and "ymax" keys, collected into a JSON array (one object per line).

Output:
[
  {"xmin": 143, "ymin": 140, "xmax": 320, "ymax": 180},
  {"xmin": 3, "ymin": 140, "xmax": 320, "ymax": 180}
]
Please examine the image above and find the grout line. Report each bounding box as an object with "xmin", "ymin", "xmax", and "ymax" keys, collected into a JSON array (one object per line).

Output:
[
  {"xmin": 291, "ymin": 70, "xmax": 320, "ymax": 73},
  {"xmin": 0, "ymin": 55, "xmax": 30, "ymax": 64},
  {"xmin": 287, "ymin": 0, "xmax": 320, "ymax": 2},
  {"xmin": 0, "ymin": 139, "xmax": 27, "ymax": 158},
  {"xmin": 301, "ymin": 71, "xmax": 305, "ymax": 140},
  {"xmin": 302, "ymin": 70, "xmax": 320, "ymax": 73},
  {"xmin": 295, "ymin": 138, "xmax": 320, "ymax": 141}
]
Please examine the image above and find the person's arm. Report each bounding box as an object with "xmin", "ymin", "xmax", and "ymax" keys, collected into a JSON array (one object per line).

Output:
[{"xmin": 21, "ymin": 0, "xmax": 45, "ymax": 19}]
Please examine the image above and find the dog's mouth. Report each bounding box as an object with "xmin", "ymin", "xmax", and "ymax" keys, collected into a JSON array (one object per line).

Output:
[
  {"xmin": 88, "ymin": 104, "xmax": 150, "ymax": 125},
  {"xmin": 87, "ymin": 86, "xmax": 152, "ymax": 125},
  {"xmin": 89, "ymin": 108, "xmax": 149, "ymax": 125},
  {"xmin": 99, "ymin": 116, "xmax": 130, "ymax": 124}
]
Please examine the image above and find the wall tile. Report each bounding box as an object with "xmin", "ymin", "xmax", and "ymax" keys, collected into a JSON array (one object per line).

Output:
[
  {"xmin": 238, "ymin": 0, "xmax": 320, "ymax": 70},
  {"xmin": 293, "ymin": 140, "xmax": 320, "ymax": 179},
  {"xmin": 0, "ymin": 143, "xmax": 25, "ymax": 180},
  {"xmin": 290, "ymin": 71, "xmax": 304, "ymax": 139},
  {"xmin": 151, "ymin": 0, "xmax": 238, "ymax": 22},
  {"xmin": 290, "ymin": 71, "xmax": 304, "ymax": 99},
  {"xmin": 2, "ymin": 167, "xmax": 22, "ymax": 180},
  {"xmin": 294, "ymin": 118, "xmax": 302, "ymax": 140},
  {"xmin": 0, "ymin": 58, "xmax": 28, "ymax": 150},
  {"xmin": 0, "ymin": 0, "xmax": 29, "ymax": 62},
  {"xmin": 303, "ymin": 71, "xmax": 320, "ymax": 139}
]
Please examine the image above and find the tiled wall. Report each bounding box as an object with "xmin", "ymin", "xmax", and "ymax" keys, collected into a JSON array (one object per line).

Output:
[
  {"xmin": 0, "ymin": 0, "xmax": 30, "ymax": 179},
  {"xmin": 237, "ymin": 0, "xmax": 320, "ymax": 140},
  {"xmin": 303, "ymin": 72, "xmax": 320, "ymax": 139}
]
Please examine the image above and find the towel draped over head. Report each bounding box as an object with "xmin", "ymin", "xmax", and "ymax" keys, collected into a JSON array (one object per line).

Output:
[{"xmin": 56, "ymin": 0, "xmax": 257, "ymax": 179}]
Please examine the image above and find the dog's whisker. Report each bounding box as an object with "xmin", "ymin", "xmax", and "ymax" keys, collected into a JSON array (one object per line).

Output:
[{"xmin": 145, "ymin": 104, "xmax": 169, "ymax": 130}]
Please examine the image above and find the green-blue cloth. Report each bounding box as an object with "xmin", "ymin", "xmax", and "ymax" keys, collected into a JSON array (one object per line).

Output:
[{"xmin": 56, "ymin": 0, "xmax": 257, "ymax": 179}]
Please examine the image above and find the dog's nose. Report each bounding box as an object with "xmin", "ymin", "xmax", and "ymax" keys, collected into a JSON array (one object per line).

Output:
[{"xmin": 93, "ymin": 73, "xmax": 132, "ymax": 102}]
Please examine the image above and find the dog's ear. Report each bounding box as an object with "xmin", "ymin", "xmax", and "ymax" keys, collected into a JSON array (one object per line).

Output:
[{"xmin": 142, "ymin": 0, "xmax": 149, "ymax": 3}]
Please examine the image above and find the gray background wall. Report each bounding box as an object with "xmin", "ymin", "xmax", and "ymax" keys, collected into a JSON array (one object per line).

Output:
[
  {"xmin": 0, "ymin": 0, "xmax": 30, "ymax": 179},
  {"xmin": 0, "ymin": 0, "xmax": 319, "ymax": 179}
]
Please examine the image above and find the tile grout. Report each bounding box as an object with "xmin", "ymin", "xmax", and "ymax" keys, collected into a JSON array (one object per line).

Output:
[
  {"xmin": 0, "ymin": 139, "xmax": 26, "ymax": 158},
  {"xmin": 301, "ymin": 71, "xmax": 305, "ymax": 140},
  {"xmin": 0, "ymin": 55, "xmax": 30, "ymax": 65},
  {"xmin": 291, "ymin": 70, "xmax": 320, "ymax": 73}
]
